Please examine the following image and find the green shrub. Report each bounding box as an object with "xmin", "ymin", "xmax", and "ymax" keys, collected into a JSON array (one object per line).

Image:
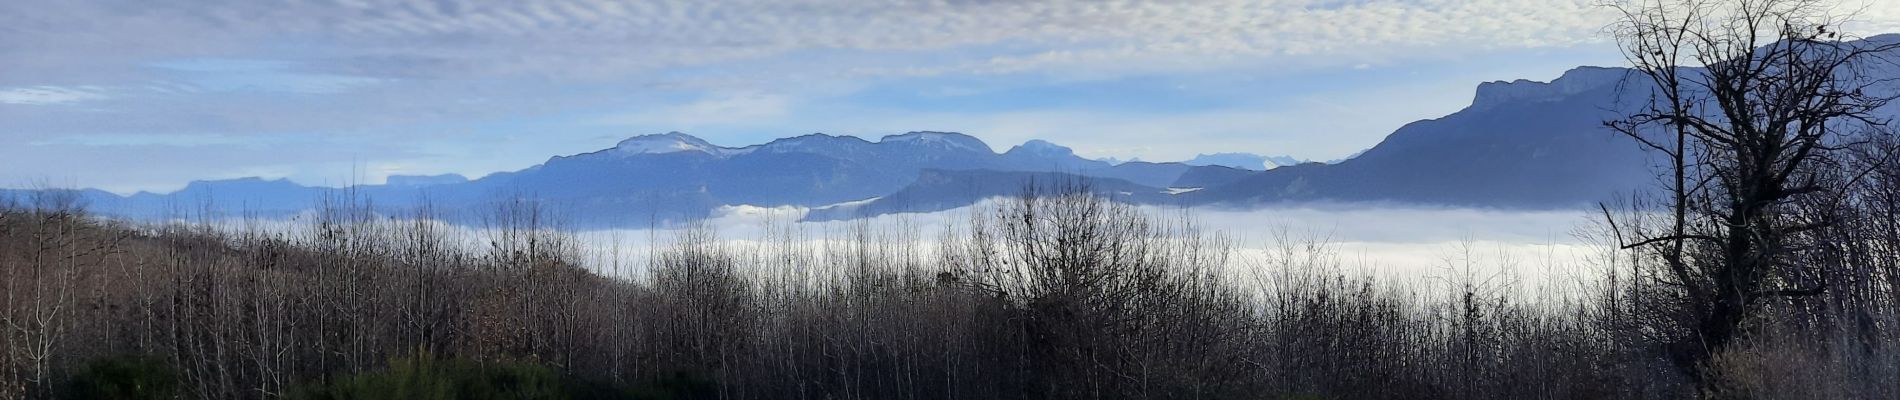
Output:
[
  {"xmin": 621, "ymin": 371, "xmax": 717, "ymax": 400},
  {"xmin": 286, "ymin": 353, "xmax": 714, "ymax": 400},
  {"xmin": 290, "ymin": 353, "xmax": 569, "ymax": 400},
  {"xmin": 64, "ymin": 355, "xmax": 178, "ymax": 400}
]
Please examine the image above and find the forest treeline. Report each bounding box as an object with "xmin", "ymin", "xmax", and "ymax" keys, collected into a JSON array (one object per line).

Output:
[{"xmin": 1, "ymin": 178, "xmax": 1897, "ymax": 399}]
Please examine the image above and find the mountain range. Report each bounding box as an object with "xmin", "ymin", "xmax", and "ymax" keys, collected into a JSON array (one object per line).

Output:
[
  {"xmin": 11, "ymin": 129, "xmax": 1265, "ymax": 226},
  {"xmin": 1183, "ymin": 153, "xmax": 1313, "ymax": 170},
  {"xmin": 33, "ymin": 35, "xmax": 1900, "ymax": 227},
  {"xmin": 1187, "ymin": 66, "xmax": 1657, "ymax": 208}
]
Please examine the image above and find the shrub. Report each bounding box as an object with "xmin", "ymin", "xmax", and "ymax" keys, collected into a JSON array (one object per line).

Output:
[
  {"xmin": 289, "ymin": 354, "xmax": 569, "ymax": 400},
  {"xmin": 63, "ymin": 355, "xmax": 178, "ymax": 400}
]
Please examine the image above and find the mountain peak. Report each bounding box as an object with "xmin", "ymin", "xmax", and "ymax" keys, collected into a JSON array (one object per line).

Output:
[
  {"xmin": 879, "ymin": 131, "xmax": 993, "ymax": 153},
  {"xmin": 1865, "ymin": 33, "xmax": 1900, "ymax": 46},
  {"xmin": 616, "ymin": 132, "xmax": 725, "ymax": 155},
  {"xmin": 758, "ymin": 132, "xmax": 871, "ymax": 152},
  {"xmin": 187, "ymin": 177, "xmax": 289, "ymax": 186},
  {"xmin": 176, "ymin": 177, "xmax": 301, "ymax": 194},
  {"xmin": 1184, "ymin": 153, "xmax": 1309, "ymax": 170},
  {"xmin": 1006, "ymin": 139, "xmax": 1075, "ymax": 157},
  {"xmin": 1472, "ymin": 66, "xmax": 1629, "ymax": 110},
  {"xmin": 386, "ymin": 173, "xmax": 468, "ymax": 187}
]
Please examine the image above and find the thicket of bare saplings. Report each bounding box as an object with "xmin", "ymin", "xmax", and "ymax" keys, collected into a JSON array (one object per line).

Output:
[{"xmin": 1, "ymin": 173, "xmax": 1896, "ymax": 399}]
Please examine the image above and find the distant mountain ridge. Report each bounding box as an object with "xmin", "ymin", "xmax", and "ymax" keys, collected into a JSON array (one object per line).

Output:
[
  {"xmin": 11, "ymin": 130, "xmax": 1250, "ymax": 226},
  {"xmin": 27, "ymin": 34, "xmax": 1899, "ymax": 225},
  {"xmin": 1182, "ymin": 66, "xmax": 1659, "ymax": 208},
  {"xmin": 1183, "ymin": 153, "xmax": 1312, "ymax": 170},
  {"xmin": 0, "ymin": 67, "xmax": 1685, "ymax": 224}
]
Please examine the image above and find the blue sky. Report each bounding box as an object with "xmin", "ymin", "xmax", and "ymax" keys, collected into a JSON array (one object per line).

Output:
[{"xmin": 4, "ymin": 0, "xmax": 1895, "ymax": 194}]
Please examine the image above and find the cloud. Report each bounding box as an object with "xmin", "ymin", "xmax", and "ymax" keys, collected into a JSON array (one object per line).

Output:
[
  {"xmin": 0, "ymin": 86, "xmax": 109, "ymax": 105},
  {"xmin": 147, "ymin": 58, "xmax": 385, "ymax": 94},
  {"xmin": 29, "ymin": 133, "xmax": 251, "ymax": 147},
  {"xmin": 556, "ymin": 200, "xmax": 1604, "ymax": 281},
  {"xmin": 0, "ymin": 138, "xmax": 422, "ymax": 194},
  {"xmin": 594, "ymin": 91, "xmax": 793, "ymax": 132},
  {"xmin": 2, "ymin": 0, "xmax": 1625, "ymax": 84},
  {"xmin": 16, "ymin": 0, "xmax": 1886, "ymax": 193}
]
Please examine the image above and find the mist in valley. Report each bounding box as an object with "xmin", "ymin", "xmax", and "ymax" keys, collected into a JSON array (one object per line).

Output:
[{"xmin": 9, "ymin": 0, "xmax": 1900, "ymax": 398}]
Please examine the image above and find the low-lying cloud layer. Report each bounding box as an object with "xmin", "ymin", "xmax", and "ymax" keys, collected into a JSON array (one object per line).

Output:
[{"xmin": 575, "ymin": 202, "xmax": 1611, "ymax": 286}]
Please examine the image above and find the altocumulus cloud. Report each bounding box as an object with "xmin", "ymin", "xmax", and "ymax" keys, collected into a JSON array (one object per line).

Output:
[
  {"xmin": 2, "ymin": 0, "xmax": 1620, "ymax": 85},
  {"xmin": 9, "ymin": 0, "xmax": 1892, "ymax": 193},
  {"xmin": 0, "ymin": 86, "xmax": 110, "ymax": 105}
]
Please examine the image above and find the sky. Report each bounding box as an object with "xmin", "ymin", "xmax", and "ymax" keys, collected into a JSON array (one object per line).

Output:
[{"xmin": 4, "ymin": 0, "xmax": 1896, "ymax": 194}]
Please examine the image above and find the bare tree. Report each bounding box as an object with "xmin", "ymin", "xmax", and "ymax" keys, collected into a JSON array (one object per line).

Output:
[
  {"xmin": 1605, "ymin": 0, "xmax": 1900, "ymax": 383},
  {"xmin": 0, "ymin": 190, "xmax": 126, "ymax": 397}
]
